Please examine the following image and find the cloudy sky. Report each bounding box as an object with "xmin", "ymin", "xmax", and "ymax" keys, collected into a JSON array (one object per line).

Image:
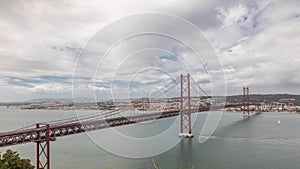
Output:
[{"xmin": 0, "ymin": 0, "xmax": 299, "ymax": 102}]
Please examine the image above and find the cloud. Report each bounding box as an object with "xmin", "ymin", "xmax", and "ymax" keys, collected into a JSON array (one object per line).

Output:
[
  {"xmin": 217, "ymin": 4, "xmax": 250, "ymax": 29},
  {"xmin": 0, "ymin": 76, "xmax": 73, "ymax": 101},
  {"xmin": 0, "ymin": 0, "xmax": 299, "ymax": 101},
  {"xmin": 213, "ymin": 0, "xmax": 300, "ymax": 94}
]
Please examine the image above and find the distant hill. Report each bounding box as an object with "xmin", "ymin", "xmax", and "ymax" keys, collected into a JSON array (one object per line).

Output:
[
  {"xmin": 27, "ymin": 98, "xmax": 73, "ymax": 102},
  {"xmin": 26, "ymin": 97, "xmax": 95, "ymax": 102},
  {"xmin": 0, "ymin": 94, "xmax": 299, "ymax": 106},
  {"xmin": 226, "ymin": 94, "xmax": 300, "ymax": 106},
  {"xmin": 0, "ymin": 98, "xmax": 94, "ymax": 106}
]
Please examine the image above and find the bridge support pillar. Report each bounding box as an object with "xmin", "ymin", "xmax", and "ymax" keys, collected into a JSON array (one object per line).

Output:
[
  {"xmin": 242, "ymin": 87, "xmax": 250, "ymax": 117},
  {"xmin": 36, "ymin": 123, "xmax": 50, "ymax": 169},
  {"xmin": 179, "ymin": 74, "xmax": 193, "ymax": 138}
]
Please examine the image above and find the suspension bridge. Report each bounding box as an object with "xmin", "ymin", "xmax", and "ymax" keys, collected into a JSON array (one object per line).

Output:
[{"xmin": 0, "ymin": 74, "xmax": 254, "ymax": 169}]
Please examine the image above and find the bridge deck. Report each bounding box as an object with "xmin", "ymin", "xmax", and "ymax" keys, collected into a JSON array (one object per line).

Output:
[{"xmin": 0, "ymin": 109, "xmax": 207, "ymax": 148}]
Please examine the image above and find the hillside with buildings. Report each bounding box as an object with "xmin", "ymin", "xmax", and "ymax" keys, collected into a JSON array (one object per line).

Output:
[{"xmin": 0, "ymin": 94, "xmax": 299, "ymax": 113}]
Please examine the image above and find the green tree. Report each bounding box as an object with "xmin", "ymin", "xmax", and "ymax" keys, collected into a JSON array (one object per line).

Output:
[{"xmin": 0, "ymin": 149, "xmax": 34, "ymax": 169}]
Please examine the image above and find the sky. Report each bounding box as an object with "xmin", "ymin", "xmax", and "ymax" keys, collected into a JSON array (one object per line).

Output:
[{"xmin": 0, "ymin": 0, "xmax": 299, "ymax": 102}]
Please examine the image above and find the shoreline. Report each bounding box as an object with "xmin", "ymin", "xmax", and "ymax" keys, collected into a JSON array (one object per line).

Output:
[{"xmin": 1, "ymin": 106, "xmax": 299, "ymax": 115}]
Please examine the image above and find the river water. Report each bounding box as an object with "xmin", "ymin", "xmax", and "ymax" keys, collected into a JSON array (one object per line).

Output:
[{"xmin": 1, "ymin": 106, "xmax": 300, "ymax": 169}]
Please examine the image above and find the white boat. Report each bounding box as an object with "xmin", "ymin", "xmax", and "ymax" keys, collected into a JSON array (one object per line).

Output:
[{"xmin": 277, "ymin": 119, "xmax": 281, "ymax": 124}]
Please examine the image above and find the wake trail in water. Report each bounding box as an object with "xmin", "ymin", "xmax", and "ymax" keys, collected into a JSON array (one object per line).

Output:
[{"xmin": 209, "ymin": 136, "xmax": 300, "ymax": 146}]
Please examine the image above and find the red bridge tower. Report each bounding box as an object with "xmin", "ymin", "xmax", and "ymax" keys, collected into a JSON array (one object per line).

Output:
[
  {"xmin": 242, "ymin": 87, "xmax": 250, "ymax": 117},
  {"xmin": 179, "ymin": 74, "xmax": 193, "ymax": 138}
]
